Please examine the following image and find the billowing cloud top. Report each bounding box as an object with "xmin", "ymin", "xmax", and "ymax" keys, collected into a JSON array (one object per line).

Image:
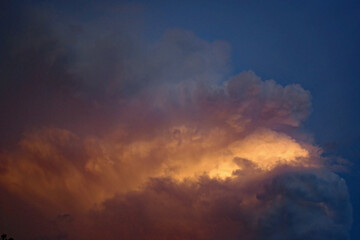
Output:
[{"xmin": 0, "ymin": 6, "xmax": 352, "ymax": 240}]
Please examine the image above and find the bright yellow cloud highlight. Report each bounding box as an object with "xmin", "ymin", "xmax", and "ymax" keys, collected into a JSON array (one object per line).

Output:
[
  {"xmin": 0, "ymin": 127, "xmax": 311, "ymax": 213},
  {"xmin": 155, "ymin": 127, "xmax": 310, "ymax": 180}
]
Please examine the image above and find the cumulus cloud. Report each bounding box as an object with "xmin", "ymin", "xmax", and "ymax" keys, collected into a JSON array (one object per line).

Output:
[{"xmin": 0, "ymin": 4, "xmax": 352, "ymax": 240}]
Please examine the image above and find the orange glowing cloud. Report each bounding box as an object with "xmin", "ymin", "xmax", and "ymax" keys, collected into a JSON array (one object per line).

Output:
[
  {"xmin": 0, "ymin": 71, "xmax": 317, "ymax": 215},
  {"xmin": 0, "ymin": 19, "xmax": 351, "ymax": 239}
]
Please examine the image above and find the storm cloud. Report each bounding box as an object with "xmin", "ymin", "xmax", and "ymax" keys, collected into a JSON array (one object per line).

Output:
[{"xmin": 0, "ymin": 4, "xmax": 352, "ymax": 240}]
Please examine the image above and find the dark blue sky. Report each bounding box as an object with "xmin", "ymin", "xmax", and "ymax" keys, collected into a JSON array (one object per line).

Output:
[{"xmin": 1, "ymin": 0, "xmax": 360, "ymax": 238}]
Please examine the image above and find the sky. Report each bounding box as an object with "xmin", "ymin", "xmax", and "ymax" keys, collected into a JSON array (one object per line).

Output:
[{"xmin": 0, "ymin": 1, "xmax": 359, "ymax": 239}]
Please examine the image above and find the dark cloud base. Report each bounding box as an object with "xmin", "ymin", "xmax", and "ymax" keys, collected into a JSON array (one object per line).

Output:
[
  {"xmin": 0, "ymin": 169, "xmax": 352, "ymax": 240},
  {"xmin": 84, "ymin": 170, "xmax": 349, "ymax": 240}
]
